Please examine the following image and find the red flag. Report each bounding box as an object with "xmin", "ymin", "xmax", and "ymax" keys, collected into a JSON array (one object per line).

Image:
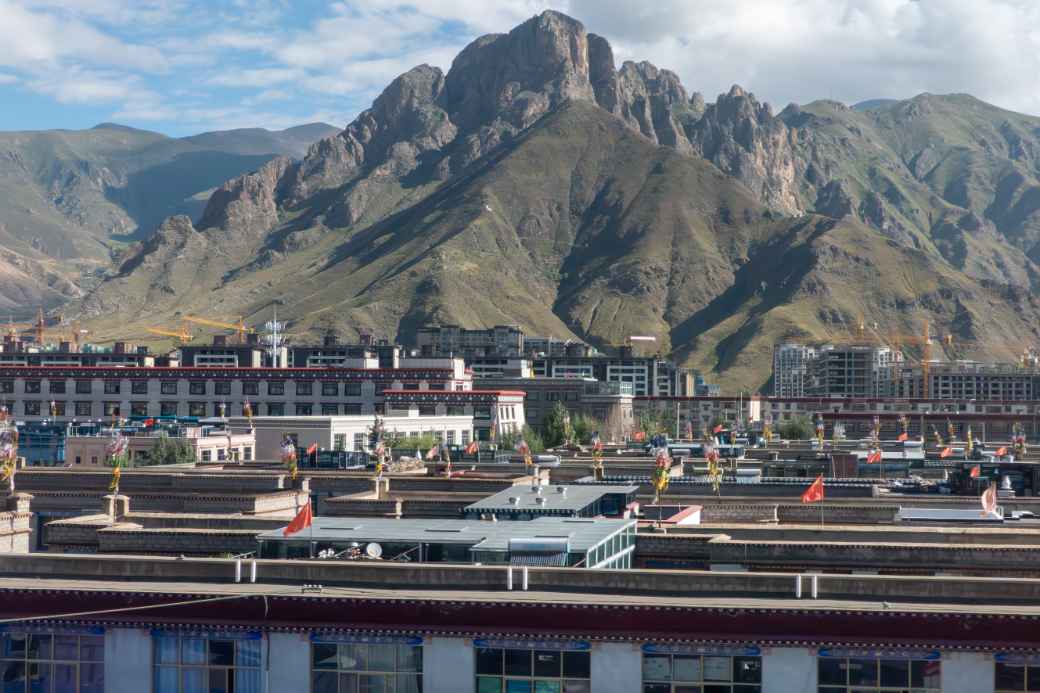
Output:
[
  {"xmin": 306, "ymin": 442, "xmax": 318, "ymax": 456},
  {"xmin": 969, "ymin": 465, "xmax": 980, "ymax": 478},
  {"xmin": 143, "ymin": 418, "xmax": 155, "ymax": 428},
  {"xmin": 713, "ymin": 424, "xmax": 724, "ymax": 434},
  {"xmin": 897, "ymin": 433, "xmax": 908, "ymax": 442},
  {"xmin": 464, "ymin": 440, "xmax": 479, "ymax": 455},
  {"xmin": 866, "ymin": 450, "xmax": 882, "ymax": 464},
  {"xmin": 633, "ymin": 431, "xmax": 646, "ymax": 442},
  {"xmin": 996, "ymin": 446, "xmax": 1008, "ymax": 457},
  {"xmin": 425, "ymin": 446, "xmax": 439, "ymax": 460},
  {"xmin": 940, "ymin": 447, "xmax": 953, "ymax": 459},
  {"xmin": 981, "ymin": 484, "xmax": 997, "ymax": 517},
  {"xmin": 283, "ymin": 502, "xmax": 313, "ymax": 536},
  {"xmin": 801, "ymin": 475, "xmax": 824, "ymax": 504}
]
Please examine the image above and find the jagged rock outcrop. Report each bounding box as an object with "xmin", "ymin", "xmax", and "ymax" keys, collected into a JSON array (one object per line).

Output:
[{"xmin": 200, "ymin": 157, "xmax": 294, "ymax": 236}]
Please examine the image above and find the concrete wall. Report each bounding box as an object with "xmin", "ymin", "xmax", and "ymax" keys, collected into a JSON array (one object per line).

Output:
[
  {"xmin": 942, "ymin": 651, "xmax": 994, "ymax": 693},
  {"xmin": 590, "ymin": 641, "xmax": 641, "ymax": 693},
  {"xmin": 762, "ymin": 647, "xmax": 816, "ymax": 693},
  {"xmin": 104, "ymin": 627, "xmax": 151, "ymax": 693},
  {"xmin": 425, "ymin": 636, "xmax": 474, "ymax": 693},
  {"xmin": 267, "ymin": 631, "xmax": 310, "ymax": 692}
]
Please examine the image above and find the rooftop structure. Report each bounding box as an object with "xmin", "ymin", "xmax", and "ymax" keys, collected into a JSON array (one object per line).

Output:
[
  {"xmin": 463, "ymin": 484, "xmax": 638, "ymax": 519},
  {"xmin": 257, "ymin": 515, "xmax": 636, "ymax": 568}
]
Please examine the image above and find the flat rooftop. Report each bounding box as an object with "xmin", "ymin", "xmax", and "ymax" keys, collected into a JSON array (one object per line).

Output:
[
  {"xmin": 256, "ymin": 516, "xmax": 634, "ymax": 553},
  {"xmin": 464, "ymin": 484, "xmax": 638, "ymax": 515}
]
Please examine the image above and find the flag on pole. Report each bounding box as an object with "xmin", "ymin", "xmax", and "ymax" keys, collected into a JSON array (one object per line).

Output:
[
  {"xmin": 306, "ymin": 442, "xmax": 318, "ymax": 456},
  {"xmin": 981, "ymin": 483, "xmax": 997, "ymax": 517},
  {"xmin": 283, "ymin": 502, "xmax": 313, "ymax": 536},
  {"xmin": 969, "ymin": 465, "xmax": 980, "ymax": 478},
  {"xmin": 940, "ymin": 447, "xmax": 953, "ymax": 459},
  {"xmin": 464, "ymin": 440, "xmax": 479, "ymax": 456},
  {"xmin": 897, "ymin": 433, "xmax": 909, "ymax": 442},
  {"xmin": 633, "ymin": 430, "xmax": 646, "ymax": 443},
  {"xmin": 801, "ymin": 475, "xmax": 824, "ymax": 504},
  {"xmin": 996, "ymin": 446, "xmax": 1008, "ymax": 457},
  {"xmin": 712, "ymin": 424, "xmax": 724, "ymax": 434},
  {"xmin": 866, "ymin": 449, "xmax": 882, "ymax": 464},
  {"xmin": 143, "ymin": 418, "xmax": 155, "ymax": 428},
  {"xmin": 425, "ymin": 446, "xmax": 438, "ymax": 461}
]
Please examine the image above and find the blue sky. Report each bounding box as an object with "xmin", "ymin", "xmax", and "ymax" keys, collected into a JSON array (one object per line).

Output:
[{"xmin": 2, "ymin": 1, "xmax": 1039, "ymax": 137}]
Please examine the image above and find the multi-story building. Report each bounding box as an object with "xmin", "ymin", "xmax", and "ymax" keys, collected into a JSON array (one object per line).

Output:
[
  {"xmin": 65, "ymin": 423, "xmax": 256, "ymax": 466},
  {"xmin": 894, "ymin": 361, "xmax": 1039, "ymax": 401},
  {"xmin": 806, "ymin": 344, "xmax": 902, "ymax": 398},
  {"xmin": 530, "ymin": 347, "xmax": 662, "ymax": 397},
  {"xmin": 0, "ymin": 358, "xmax": 471, "ymax": 423},
  {"xmin": 0, "ymin": 338, "xmax": 163, "ymax": 367},
  {"xmin": 416, "ymin": 324, "xmax": 524, "ymax": 357},
  {"xmin": 288, "ymin": 336, "xmax": 401, "ymax": 369},
  {"xmin": 772, "ymin": 343, "xmax": 816, "ymax": 397}
]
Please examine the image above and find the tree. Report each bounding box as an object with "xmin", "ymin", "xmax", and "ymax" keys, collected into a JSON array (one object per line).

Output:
[
  {"xmin": 571, "ymin": 415, "xmax": 603, "ymax": 445},
  {"xmin": 638, "ymin": 407, "xmax": 677, "ymax": 438},
  {"xmin": 499, "ymin": 426, "xmax": 545, "ymax": 454},
  {"xmin": 143, "ymin": 432, "xmax": 196, "ymax": 466},
  {"xmin": 778, "ymin": 415, "xmax": 815, "ymax": 441},
  {"xmin": 541, "ymin": 402, "xmax": 573, "ymax": 448}
]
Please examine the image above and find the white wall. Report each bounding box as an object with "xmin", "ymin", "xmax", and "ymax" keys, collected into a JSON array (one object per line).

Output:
[
  {"xmin": 267, "ymin": 632, "xmax": 311, "ymax": 692},
  {"xmin": 591, "ymin": 641, "xmax": 642, "ymax": 693},
  {"xmin": 762, "ymin": 647, "xmax": 816, "ymax": 693},
  {"xmin": 104, "ymin": 627, "xmax": 151, "ymax": 693},
  {"xmin": 942, "ymin": 651, "xmax": 994, "ymax": 693},
  {"xmin": 425, "ymin": 636, "xmax": 474, "ymax": 693}
]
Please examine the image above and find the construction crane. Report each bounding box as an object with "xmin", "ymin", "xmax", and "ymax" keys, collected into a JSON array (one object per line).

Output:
[
  {"xmin": 145, "ymin": 327, "xmax": 194, "ymax": 344},
  {"xmin": 886, "ymin": 320, "xmax": 953, "ymax": 400},
  {"xmin": 183, "ymin": 315, "xmax": 255, "ymax": 344}
]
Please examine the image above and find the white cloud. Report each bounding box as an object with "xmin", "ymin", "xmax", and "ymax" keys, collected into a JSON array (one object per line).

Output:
[{"xmin": 0, "ymin": 73, "xmax": 17, "ymax": 85}]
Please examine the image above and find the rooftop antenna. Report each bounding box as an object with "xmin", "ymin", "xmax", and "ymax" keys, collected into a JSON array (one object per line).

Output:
[{"xmin": 262, "ymin": 308, "xmax": 286, "ymax": 367}]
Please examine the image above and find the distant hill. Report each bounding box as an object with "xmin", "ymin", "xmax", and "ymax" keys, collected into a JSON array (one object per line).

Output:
[
  {"xmin": 0, "ymin": 121, "xmax": 337, "ymax": 316},
  {"xmin": 69, "ymin": 11, "xmax": 1040, "ymax": 390},
  {"xmin": 852, "ymin": 98, "xmax": 900, "ymax": 111}
]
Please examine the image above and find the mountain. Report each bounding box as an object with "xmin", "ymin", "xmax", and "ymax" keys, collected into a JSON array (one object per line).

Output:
[
  {"xmin": 0, "ymin": 121, "xmax": 338, "ymax": 317},
  {"xmin": 71, "ymin": 11, "xmax": 1040, "ymax": 388}
]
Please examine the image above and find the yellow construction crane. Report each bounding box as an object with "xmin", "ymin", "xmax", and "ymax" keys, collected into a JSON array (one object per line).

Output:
[
  {"xmin": 145, "ymin": 327, "xmax": 194, "ymax": 344},
  {"xmin": 183, "ymin": 315, "xmax": 254, "ymax": 344},
  {"xmin": 887, "ymin": 320, "xmax": 953, "ymax": 399}
]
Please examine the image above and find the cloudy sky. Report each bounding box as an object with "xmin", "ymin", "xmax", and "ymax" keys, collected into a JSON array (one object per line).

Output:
[{"xmin": 1, "ymin": 0, "xmax": 1038, "ymax": 136}]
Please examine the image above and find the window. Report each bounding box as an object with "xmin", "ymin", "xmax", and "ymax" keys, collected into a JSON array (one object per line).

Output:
[
  {"xmin": 160, "ymin": 402, "xmax": 178, "ymax": 417},
  {"xmin": 161, "ymin": 381, "xmax": 178, "ymax": 395},
  {"xmin": 103, "ymin": 402, "xmax": 120, "ymax": 417},
  {"xmin": 344, "ymin": 383, "xmax": 361, "ymax": 397},
  {"xmin": 321, "ymin": 404, "xmax": 338, "ymax": 416},
  {"xmin": 995, "ymin": 658, "xmax": 1040, "ymax": 692},
  {"xmin": 24, "ymin": 381, "xmax": 41, "ymax": 394},
  {"xmin": 188, "ymin": 402, "xmax": 206, "ymax": 417},
  {"xmin": 130, "ymin": 381, "xmax": 148, "ymax": 395},
  {"xmin": 214, "ymin": 381, "xmax": 231, "ymax": 396},
  {"xmin": 403, "ymin": 382, "xmax": 419, "ymax": 391},
  {"xmin": 103, "ymin": 381, "xmax": 120, "ymax": 395},
  {"xmin": 344, "ymin": 404, "xmax": 361, "ymax": 415},
  {"xmin": 75, "ymin": 381, "xmax": 92, "ymax": 394},
  {"xmin": 334, "ymin": 434, "xmax": 346, "ymax": 451},
  {"xmin": 51, "ymin": 401, "xmax": 65, "ymax": 417},
  {"xmin": 0, "ymin": 630, "xmax": 104, "ymax": 693},
  {"xmin": 23, "ymin": 401, "xmax": 40, "ymax": 416},
  {"xmin": 243, "ymin": 447, "xmax": 252, "ymax": 461},
  {"xmin": 131, "ymin": 402, "xmax": 148, "ymax": 417},
  {"xmin": 817, "ymin": 654, "xmax": 940, "ymax": 692},
  {"xmin": 643, "ymin": 649, "xmax": 761, "ymax": 692},
  {"xmin": 295, "ymin": 403, "xmax": 313, "ymax": 416},
  {"xmin": 353, "ymin": 433, "xmax": 365, "ymax": 452},
  {"xmin": 201, "ymin": 450, "xmax": 211, "ymax": 462},
  {"xmin": 476, "ymin": 644, "xmax": 590, "ymax": 693},
  {"xmin": 447, "ymin": 431, "xmax": 456, "ymax": 445},
  {"xmin": 296, "ymin": 381, "xmax": 313, "ymax": 396},
  {"xmin": 311, "ymin": 639, "xmax": 422, "ymax": 693},
  {"xmin": 74, "ymin": 402, "xmax": 92, "ymax": 417},
  {"xmin": 267, "ymin": 381, "xmax": 284, "ymax": 396},
  {"xmin": 321, "ymin": 382, "xmax": 338, "ymax": 397},
  {"xmin": 418, "ymin": 405, "xmax": 436, "ymax": 416},
  {"xmin": 189, "ymin": 381, "xmax": 206, "ymax": 395},
  {"xmin": 267, "ymin": 403, "xmax": 284, "ymax": 416},
  {"xmin": 48, "ymin": 380, "xmax": 66, "ymax": 394},
  {"xmin": 153, "ymin": 632, "xmax": 261, "ymax": 693},
  {"xmin": 242, "ymin": 382, "xmax": 259, "ymax": 396}
]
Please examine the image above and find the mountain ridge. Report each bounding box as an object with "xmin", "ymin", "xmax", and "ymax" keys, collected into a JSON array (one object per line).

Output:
[{"xmin": 51, "ymin": 10, "xmax": 1040, "ymax": 387}]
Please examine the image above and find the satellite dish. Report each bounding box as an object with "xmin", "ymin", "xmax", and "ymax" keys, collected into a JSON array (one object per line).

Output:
[{"xmin": 365, "ymin": 542, "xmax": 383, "ymax": 559}]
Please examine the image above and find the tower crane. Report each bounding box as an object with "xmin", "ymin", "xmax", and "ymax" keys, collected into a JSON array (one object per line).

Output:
[
  {"xmin": 145, "ymin": 327, "xmax": 194, "ymax": 344},
  {"xmin": 183, "ymin": 316, "xmax": 255, "ymax": 344}
]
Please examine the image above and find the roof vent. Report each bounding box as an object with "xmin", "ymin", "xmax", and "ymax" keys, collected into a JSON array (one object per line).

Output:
[
  {"xmin": 535, "ymin": 497, "xmax": 547, "ymax": 506},
  {"xmin": 556, "ymin": 486, "xmax": 566, "ymax": 495},
  {"xmin": 508, "ymin": 496, "xmax": 519, "ymax": 506}
]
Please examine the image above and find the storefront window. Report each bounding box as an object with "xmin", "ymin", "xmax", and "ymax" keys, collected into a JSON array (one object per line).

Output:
[
  {"xmin": 0, "ymin": 630, "xmax": 104, "ymax": 693},
  {"xmin": 311, "ymin": 637, "xmax": 422, "ymax": 693},
  {"xmin": 817, "ymin": 650, "xmax": 941, "ymax": 693},
  {"xmin": 153, "ymin": 631, "xmax": 261, "ymax": 693},
  {"xmin": 995, "ymin": 654, "xmax": 1040, "ymax": 692},
  {"xmin": 475, "ymin": 640, "xmax": 590, "ymax": 693}
]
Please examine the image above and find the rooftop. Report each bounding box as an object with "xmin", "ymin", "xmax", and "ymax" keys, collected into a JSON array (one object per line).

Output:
[
  {"xmin": 464, "ymin": 484, "xmax": 638, "ymax": 515},
  {"xmin": 256, "ymin": 516, "xmax": 634, "ymax": 554}
]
